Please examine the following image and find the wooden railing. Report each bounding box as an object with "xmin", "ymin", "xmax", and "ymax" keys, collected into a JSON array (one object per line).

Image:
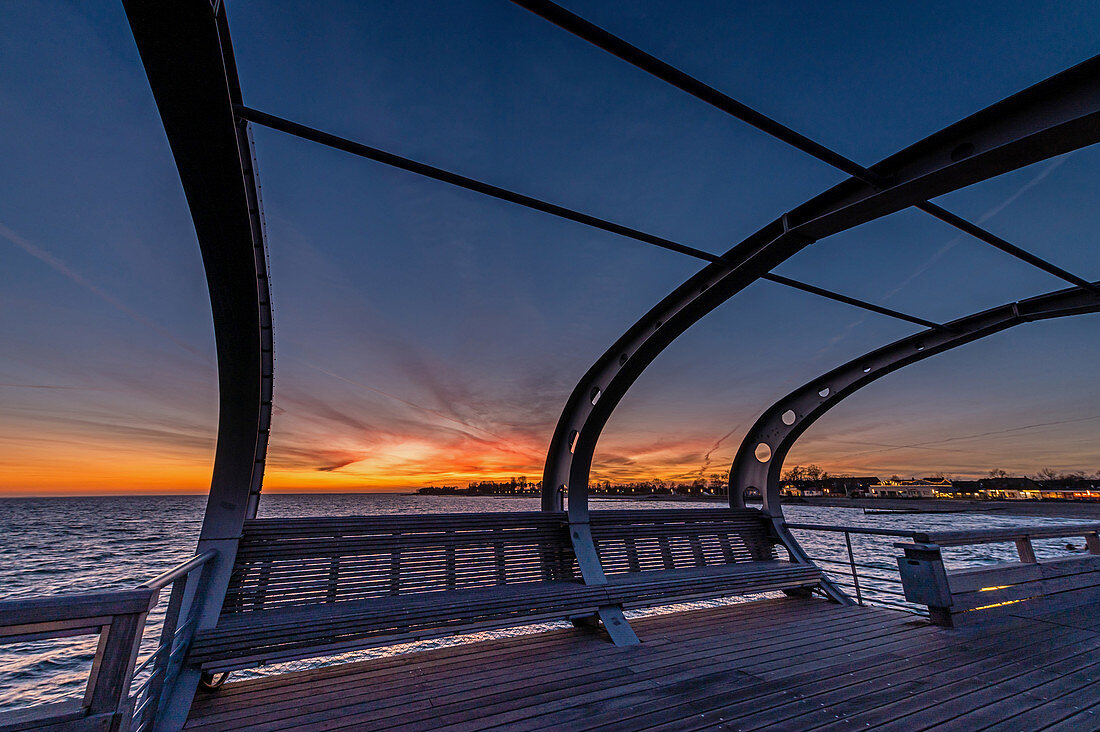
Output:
[
  {"xmin": 914, "ymin": 523, "xmax": 1100, "ymax": 561},
  {"xmin": 787, "ymin": 521, "xmax": 1100, "ymax": 626},
  {"xmin": 0, "ymin": 550, "xmax": 216, "ymax": 732},
  {"xmin": 895, "ymin": 523, "xmax": 1100, "ymax": 626}
]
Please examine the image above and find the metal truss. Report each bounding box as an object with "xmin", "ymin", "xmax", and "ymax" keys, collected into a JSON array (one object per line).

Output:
[
  {"xmin": 124, "ymin": 0, "xmax": 1100, "ymax": 619},
  {"xmin": 725, "ymin": 284, "xmax": 1100, "ymax": 588},
  {"xmin": 730, "ymin": 283, "xmax": 1100, "ymax": 514},
  {"xmin": 511, "ymin": 0, "xmax": 1100, "ymax": 297},
  {"xmin": 537, "ymin": 58, "xmax": 1100, "ymax": 585}
]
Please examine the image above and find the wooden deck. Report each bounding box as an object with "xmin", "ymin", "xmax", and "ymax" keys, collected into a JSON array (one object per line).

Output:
[{"xmin": 185, "ymin": 597, "xmax": 1100, "ymax": 731}]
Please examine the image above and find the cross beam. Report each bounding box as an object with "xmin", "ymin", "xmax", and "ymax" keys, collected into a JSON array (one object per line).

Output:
[
  {"xmin": 510, "ymin": 0, "xmax": 1100, "ymax": 296},
  {"xmin": 538, "ymin": 53, "xmax": 1100, "ymax": 534},
  {"xmin": 238, "ymin": 105, "xmax": 941, "ymax": 329}
]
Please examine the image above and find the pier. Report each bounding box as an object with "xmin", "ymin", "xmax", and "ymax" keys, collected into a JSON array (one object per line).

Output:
[
  {"xmin": 184, "ymin": 597, "xmax": 1100, "ymax": 731},
  {"xmin": 4, "ymin": 1, "xmax": 1100, "ymax": 730}
]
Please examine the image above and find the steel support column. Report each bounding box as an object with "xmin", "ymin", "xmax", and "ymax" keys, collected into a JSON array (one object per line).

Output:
[
  {"xmin": 541, "ymin": 57, "xmax": 1100, "ymax": 587},
  {"xmin": 123, "ymin": 0, "xmax": 274, "ymax": 725}
]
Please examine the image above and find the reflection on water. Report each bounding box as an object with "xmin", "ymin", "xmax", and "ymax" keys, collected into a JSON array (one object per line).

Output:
[{"xmin": 0, "ymin": 494, "xmax": 1088, "ymax": 710}]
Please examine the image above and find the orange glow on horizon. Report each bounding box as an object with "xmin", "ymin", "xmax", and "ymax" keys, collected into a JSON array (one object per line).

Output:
[{"xmin": 3, "ymin": 415, "xmax": 1097, "ymax": 496}]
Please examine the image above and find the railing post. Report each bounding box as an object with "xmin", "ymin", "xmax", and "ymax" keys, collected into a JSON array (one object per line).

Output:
[
  {"xmin": 85, "ymin": 603, "xmax": 150, "ymax": 729},
  {"xmin": 895, "ymin": 542, "xmax": 953, "ymax": 626},
  {"xmin": 844, "ymin": 531, "xmax": 863, "ymax": 606},
  {"xmin": 148, "ymin": 560, "xmax": 207, "ymax": 729},
  {"xmin": 1015, "ymin": 536, "xmax": 1037, "ymax": 563},
  {"xmin": 1086, "ymin": 532, "xmax": 1100, "ymax": 555}
]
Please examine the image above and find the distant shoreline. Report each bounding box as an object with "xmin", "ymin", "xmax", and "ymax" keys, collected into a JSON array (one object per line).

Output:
[
  {"xmin": 437, "ymin": 492, "xmax": 1100, "ymax": 519},
  {"xmin": 793, "ymin": 496, "xmax": 1100, "ymax": 519}
]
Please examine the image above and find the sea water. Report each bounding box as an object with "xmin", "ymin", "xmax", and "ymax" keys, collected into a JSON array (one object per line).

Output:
[{"xmin": 0, "ymin": 494, "xmax": 1086, "ymax": 711}]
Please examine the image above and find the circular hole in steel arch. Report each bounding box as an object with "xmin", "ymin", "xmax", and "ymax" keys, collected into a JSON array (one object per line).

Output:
[
  {"xmin": 781, "ymin": 409, "xmax": 797, "ymax": 426},
  {"xmin": 818, "ymin": 387, "xmax": 831, "ymax": 398},
  {"xmin": 619, "ymin": 353, "xmax": 629, "ymax": 365},
  {"xmin": 754, "ymin": 442, "xmax": 772, "ymax": 463},
  {"xmin": 862, "ymin": 364, "xmax": 872, "ymax": 373},
  {"xmin": 950, "ymin": 142, "xmax": 975, "ymax": 162},
  {"xmin": 590, "ymin": 387, "xmax": 602, "ymax": 405}
]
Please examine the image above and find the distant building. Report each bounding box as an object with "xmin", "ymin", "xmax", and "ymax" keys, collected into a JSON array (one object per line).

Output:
[
  {"xmin": 978, "ymin": 477, "xmax": 1043, "ymax": 500},
  {"xmin": 779, "ymin": 477, "xmax": 880, "ymax": 498},
  {"xmin": 820, "ymin": 477, "xmax": 880, "ymax": 497},
  {"xmin": 1034, "ymin": 478, "xmax": 1100, "ymax": 501},
  {"xmin": 781, "ymin": 481, "xmax": 824, "ymax": 498},
  {"xmin": 942, "ymin": 480, "xmax": 983, "ymax": 498},
  {"xmin": 928, "ymin": 477, "xmax": 1100, "ymax": 501},
  {"xmin": 869, "ymin": 477, "xmax": 951, "ymax": 498}
]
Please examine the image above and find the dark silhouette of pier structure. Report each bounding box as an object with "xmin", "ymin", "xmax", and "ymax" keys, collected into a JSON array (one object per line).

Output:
[{"xmin": 4, "ymin": 2, "xmax": 1100, "ymax": 730}]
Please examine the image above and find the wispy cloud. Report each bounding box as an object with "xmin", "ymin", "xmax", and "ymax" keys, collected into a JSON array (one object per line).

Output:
[{"xmin": 0, "ymin": 221, "xmax": 210, "ymax": 361}]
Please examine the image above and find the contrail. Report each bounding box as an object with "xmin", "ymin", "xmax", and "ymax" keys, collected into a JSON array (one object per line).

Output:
[
  {"xmin": 813, "ymin": 155, "xmax": 1072, "ymax": 360},
  {"xmin": 698, "ymin": 423, "xmax": 742, "ymax": 478},
  {"xmin": 877, "ymin": 156, "xmax": 1069, "ymax": 303},
  {"xmin": 0, "ymin": 221, "xmax": 210, "ymax": 361}
]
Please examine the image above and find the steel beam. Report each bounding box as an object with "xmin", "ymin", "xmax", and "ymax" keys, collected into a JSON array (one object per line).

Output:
[
  {"xmin": 540, "ymin": 54, "xmax": 1100, "ymax": 591},
  {"xmin": 238, "ymin": 105, "xmax": 939, "ymax": 329},
  {"xmin": 728, "ymin": 284, "xmax": 1100, "ymax": 516},
  {"xmin": 123, "ymin": 0, "xmax": 274, "ymax": 725},
  {"xmin": 511, "ymin": 0, "xmax": 1100, "ymax": 294}
]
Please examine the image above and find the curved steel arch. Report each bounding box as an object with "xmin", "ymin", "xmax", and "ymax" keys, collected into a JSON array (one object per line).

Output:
[
  {"xmin": 729, "ymin": 284, "xmax": 1100, "ymax": 516},
  {"xmin": 541, "ymin": 57, "xmax": 1100, "ymax": 585},
  {"xmin": 124, "ymin": 0, "xmax": 274, "ymax": 718},
  {"xmin": 125, "ymin": 0, "xmax": 274, "ymax": 546}
]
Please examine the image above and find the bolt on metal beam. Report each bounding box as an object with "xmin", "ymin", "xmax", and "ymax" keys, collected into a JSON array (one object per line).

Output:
[
  {"xmin": 510, "ymin": 0, "xmax": 1100, "ymax": 295},
  {"xmin": 238, "ymin": 104, "xmax": 944, "ymax": 330}
]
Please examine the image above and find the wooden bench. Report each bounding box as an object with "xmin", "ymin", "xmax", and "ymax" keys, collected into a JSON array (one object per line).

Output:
[
  {"xmin": 589, "ymin": 508, "xmax": 823, "ymax": 609},
  {"xmin": 188, "ymin": 509, "xmax": 823, "ymax": 672},
  {"xmin": 190, "ymin": 512, "xmax": 600, "ymax": 671}
]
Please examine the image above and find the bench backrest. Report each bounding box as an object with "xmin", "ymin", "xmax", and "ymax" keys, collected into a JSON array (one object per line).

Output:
[
  {"xmin": 588, "ymin": 508, "xmax": 777, "ymax": 574},
  {"xmin": 223, "ymin": 512, "xmax": 577, "ymax": 614}
]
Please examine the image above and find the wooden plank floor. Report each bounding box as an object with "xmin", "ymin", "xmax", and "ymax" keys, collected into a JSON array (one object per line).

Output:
[{"xmin": 185, "ymin": 597, "xmax": 1100, "ymax": 730}]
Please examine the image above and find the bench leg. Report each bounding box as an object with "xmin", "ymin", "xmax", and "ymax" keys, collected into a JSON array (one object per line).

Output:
[
  {"xmin": 598, "ymin": 606, "xmax": 640, "ymax": 646},
  {"xmin": 569, "ymin": 614, "xmax": 600, "ymax": 630}
]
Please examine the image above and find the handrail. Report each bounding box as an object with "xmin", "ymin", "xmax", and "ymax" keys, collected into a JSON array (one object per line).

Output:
[
  {"xmin": 782, "ymin": 522, "xmax": 923, "ymax": 614},
  {"xmin": 783, "ymin": 522, "xmax": 925, "ymax": 539},
  {"xmin": 140, "ymin": 549, "xmax": 218, "ymax": 591},
  {"xmin": 917, "ymin": 523, "xmax": 1100, "ymax": 546},
  {"xmin": 0, "ymin": 588, "xmax": 155, "ymax": 628},
  {"xmin": 789, "ymin": 521, "xmax": 1100, "ymax": 626},
  {"xmin": 0, "ymin": 551, "xmax": 217, "ymax": 731}
]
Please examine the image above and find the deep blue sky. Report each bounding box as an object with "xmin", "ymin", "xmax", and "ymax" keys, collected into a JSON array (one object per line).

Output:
[{"xmin": 2, "ymin": 1, "xmax": 1099, "ymax": 492}]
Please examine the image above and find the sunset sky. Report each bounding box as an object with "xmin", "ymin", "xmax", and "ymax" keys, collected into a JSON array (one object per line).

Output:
[{"xmin": 2, "ymin": 1, "xmax": 1100, "ymax": 495}]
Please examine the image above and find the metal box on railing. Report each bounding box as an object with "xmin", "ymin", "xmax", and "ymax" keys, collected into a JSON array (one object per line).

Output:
[{"xmin": 895, "ymin": 543, "xmax": 952, "ymax": 609}]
